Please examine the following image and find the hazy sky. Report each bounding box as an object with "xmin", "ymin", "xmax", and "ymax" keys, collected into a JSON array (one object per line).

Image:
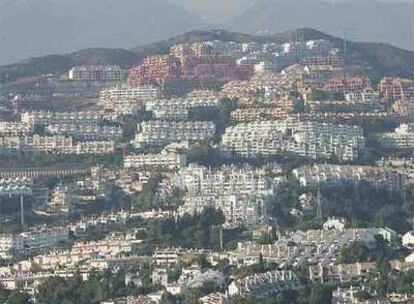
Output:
[
  {"xmin": 172, "ymin": 0, "xmax": 412, "ymax": 24},
  {"xmin": 0, "ymin": 0, "xmax": 412, "ymax": 65},
  {"xmin": 170, "ymin": 0, "xmax": 256, "ymax": 23}
]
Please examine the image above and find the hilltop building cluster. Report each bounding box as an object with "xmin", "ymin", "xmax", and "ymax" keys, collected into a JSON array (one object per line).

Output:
[{"xmin": 1, "ymin": 34, "xmax": 414, "ymax": 304}]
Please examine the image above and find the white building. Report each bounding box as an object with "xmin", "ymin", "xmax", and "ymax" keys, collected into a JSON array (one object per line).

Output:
[
  {"xmin": 152, "ymin": 268, "xmax": 168, "ymax": 286},
  {"xmin": 178, "ymin": 194, "xmax": 267, "ymax": 228},
  {"xmin": 124, "ymin": 152, "xmax": 187, "ymax": 170},
  {"xmin": 21, "ymin": 111, "xmax": 105, "ymax": 126},
  {"xmin": 69, "ymin": 65, "xmax": 126, "ymax": 82},
  {"xmin": 46, "ymin": 124, "xmax": 123, "ymax": 141},
  {"xmin": 173, "ymin": 164, "xmax": 274, "ymax": 196},
  {"xmin": 228, "ymin": 270, "xmax": 299, "ymax": 298},
  {"xmin": 99, "ymin": 85, "xmax": 160, "ymax": 115},
  {"xmin": 292, "ymin": 164, "xmax": 406, "ymax": 192},
  {"xmin": 145, "ymin": 98, "xmax": 218, "ymax": 120},
  {"xmin": 379, "ymin": 124, "xmax": 414, "ymax": 149},
  {"xmin": 402, "ymin": 231, "xmax": 414, "ymax": 248},
  {"xmin": 0, "ymin": 122, "xmax": 33, "ymax": 137},
  {"xmin": 221, "ymin": 119, "xmax": 365, "ymax": 162},
  {"xmin": 0, "ymin": 227, "xmax": 69, "ymax": 256},
  {"xmin": 0, "ymin": 135, "xmax": 115, "ymax": 155},
  {"xmin": 132, "ymin": 121, "xmax": 215, "ymax": 148},
  {"xmin": 323, "ymin": 218, "xmax": 346, "ymax": 231}
]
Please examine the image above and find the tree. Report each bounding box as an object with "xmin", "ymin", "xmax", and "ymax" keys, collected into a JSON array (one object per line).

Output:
[
  {"xmin": 308, "ymin": 284, "xmax": 332, "ymax": 304},
  {"xmin": 6, "ymin": 290, "xmax": 32, "ymax": 304},
  {"xmin": 340, "ymin": 241, "xmax": 370, "ymax": 263}
]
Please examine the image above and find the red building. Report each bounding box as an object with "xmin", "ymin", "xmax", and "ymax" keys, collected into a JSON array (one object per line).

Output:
[{"xmin": 128, "ymin": 55, "xmax": 181, "ymax": 86}]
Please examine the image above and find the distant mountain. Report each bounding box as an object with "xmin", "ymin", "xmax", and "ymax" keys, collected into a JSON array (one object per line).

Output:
[
  {"xmin": 168, "ymin": 0, "xmax": 255, "ymax": 23},
  {"xmin": 225, "ymin": 0, "xmax": 414, "ymax": 50},
  {"xmin": 0, "ymin": 0, "xmax": 205, "ymax": 65},
  {"xmin": 1, "ymin": 29, "xmax": 413, "ymax": 85}
]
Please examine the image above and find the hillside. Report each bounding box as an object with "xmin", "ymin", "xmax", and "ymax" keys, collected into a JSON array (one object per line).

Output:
[
  {"xmin": 0, "ymin": 29, "xmax": 413, "ymax": 85},
  {"xmin": 225, "ymin": 0, "xmax": 414, "ymax": 51}
]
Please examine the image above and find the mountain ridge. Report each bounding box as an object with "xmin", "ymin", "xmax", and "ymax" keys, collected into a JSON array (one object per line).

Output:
[
  {"xmin": 224, "ymin": 0, "xmax": 414, "ymax": 51},
  {"xmin": 0, "ymin": 28, "xmax": 413, "ymax": 85}
]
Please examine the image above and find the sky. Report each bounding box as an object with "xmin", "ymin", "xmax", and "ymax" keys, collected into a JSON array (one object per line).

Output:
[
  {"xmin": 170, "ymin": 0, "xmax": 256, "ymax": 23},
  {"xmin": 0, "ymin": 0, "xmax": 412, "ymax": 65},
  {"xmin": 172, "ymin": 0, "xmax": 413, "ymax": 24}
]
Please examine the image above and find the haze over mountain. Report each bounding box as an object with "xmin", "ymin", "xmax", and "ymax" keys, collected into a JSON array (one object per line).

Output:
[
  {"xmin": 224, "ymin": 0, "xmax": 414, "ymax": 50},
  {"xmin": 1, "ymin": 0, "xmax": 413, "ymax": 66},
  {"xmin": 169, "ymin": 0, "xmax": 255, "ymax": 23},
  {"xmin": 0, "ymin": 0, "xmax": 205, "ymax": 65}
]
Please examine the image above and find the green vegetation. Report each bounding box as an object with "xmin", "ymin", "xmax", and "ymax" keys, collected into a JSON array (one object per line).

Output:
[
  {"xmin": 35, "ymin": 267, "xmax": 159, "ymax": 304},
  {"xmin": 188, "ymin": 98, "xmax": 238, "ymax": 143},
  {"xmin": 0, "ymin": 288, "xmax": 31, "ymax": 304},
  {"xmin": 230, "ymin": 283, "xmax": 333, "ymax": 304},
  {"xmin": 145, "ymin": 207, "xmax": 225, "ymax": 249},
  {"xmin": 321, "ymin": 182, "xmax": 412, "ymax": 233},
  {"xmin": 135, "ymin": 174, "xmax": 163, "ymax": 210}
]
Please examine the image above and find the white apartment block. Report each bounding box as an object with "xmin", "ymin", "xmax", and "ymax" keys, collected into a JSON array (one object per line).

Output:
[
  {"xmin": 0, "ymin": 227, "xmax": 69, "ymax": 256},
  {"xmin": 70, "ymin": 237, "xmax": 131, "ymax": 257},
  {"xmin": 124, "ymin": 152, "xmax": 187, "ymax": 170},
  {"xmin": 221, "ymin": 119, "xmax": 365, "ymax": 161},
  {"xmin": 21, "ymin": 111, "xmax": 104, "ymax": 126},
  {"xmin": 153, "ymin": 248, "xmax": 180, "ymax": 266},
  {"xmin": 46, "ymin": 124, "xmax": 123, "ymax": 141},
  {"xmin": 0, "ymin": 177, "xmax": 33, "ymax": 196},
  {"xmin": 69, "ymin": 65, "xmax": 126, "ymax": 82},
  {"xmin": 230, "ymin": 242, "xmax": 301, "ymax": 266},
  {"xmin": 70, "ymin": 141, "xmax": 115, "ymax": 155},
  {"xmin": 13, "ymin": 236, "xmax": 133, "ymax": 271},
  {"xmin": 173, "ymin": 164, "xmax": 273, "ymax": 196},
  {"xmin": 231, "ymin": 108, "xmax": 288, "ymax": 123},
  {"xmin": 199, "ymin": 293, "xmax": 228, "ymax": 304},
  {"xmin": 379, "ymin": 124, "xmax": 414, "ymax": 149},
  {"xmin": 0, "ymin": 137, "xmax": 24, "ymax": 155},
  {"xmin": 99, "ymin": 85, "xmax": 160, "ymax": 115},
  {"xmin": 100, "ymin": 84, "xmax": 160, "ymax": 102},
  {"xmin": 0, "ymin": 122, "xmax": 33, "ymax": 137},
  {"xmin": 145, "ymin": 98, "xmax": 219, "ymax": 120},
  {"xmin": 132, "ymin": 121, "xmax": 215, "ymax": 148},
  {"xmin": 178, "ymin": 193, "xmax": 267, "ymax": 228},
  {"xmin": 228, "ymin": 270, "xmax": 299, "ymax": 298},
  {"xmin": 288, "ymin": 227, "xmax": 396, "ymax": 247},
  {"xmin": 0, "ymin": 135, "xmax": 115, "ymax": 155},
  {"xmin": 292, "ymin": 164, "xmax": 406, "ymax": 192}
]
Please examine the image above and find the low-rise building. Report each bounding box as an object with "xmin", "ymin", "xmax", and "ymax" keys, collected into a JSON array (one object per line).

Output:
[
  {"xmin": 292, "ymin": 164, "xmax": 406, "ymax": 192},
  {"xmin": 132, "ymin": 121, "xmax": 215, "ymax": 148},
  {"xmin": 99, "ymin": 84, "xmax": 160, "ymax": 115},
  {"xmin": 228, "ymin": 270, "xmax": 299, "ymax": 298},
  {"xmin": 124, "ymin": 152, "xmax": 187, "ymax": 170},
  {"xmin": 0, "ymin": 122, "xmax": 33, "ymax": 136},
  {"xmin": 0, "ymin": 135, "xmax": 115, "ymax": 155},
  {"xmin": 178, "ymin": 193, "xmax": 268, "ymax": 228},
  {"xmin": 173, "ymin": 164, "xmax": 274, "ymax": 196},
  {"xmin": 309, "ymin": 262, "xmax": 376, "ymax": 282},
  {"xmin": 199, "ymin": 293, "xmax": 229, "ymax": 304},
  {"xmin": 46, "ymin": 124, "xmax": 123, "ymax": 141},
  {"xmin": 0, "ymin": 227, "xmax": 69, "ymax": 256},
  {"xmin": 69, "ymin": 65, "xmax": 126, "ymax": 82},
  {"xmin": 221, "ymin": 119, "xmax": 365, "ymax": 162},
  {"xmin": 21, "ymin": 111, "xmax": 105, "ymax": 126},
  {"xmin": 379, "ymin": 124, "xmax": 414, "ymax": 149},
  {"xmin": 402, "ymin": 231, "xmax": 414, "ymax": 248},
  {"xmin": 145, "ymin": 98, "xmax": 218, "ymax": 120}
]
